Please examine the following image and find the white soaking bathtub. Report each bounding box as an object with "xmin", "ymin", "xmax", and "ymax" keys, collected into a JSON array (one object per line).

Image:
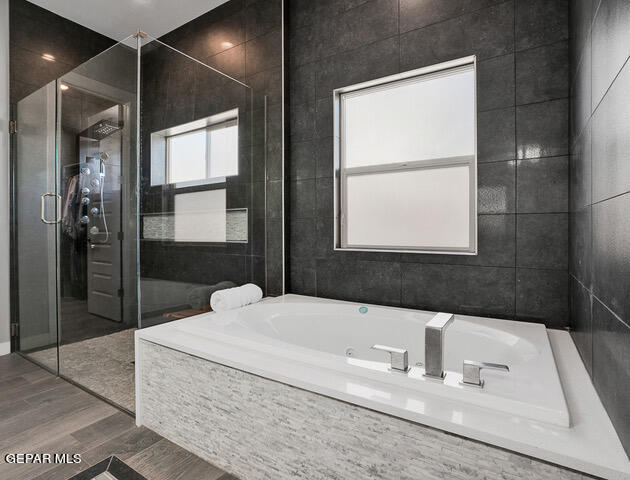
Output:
[
  {"xmin": 175, "ymin": 295, "xmax": 569, "ymax": 427},
  {"xmin": 135, "ymin": 295, "xmax": 630, "ymax": 479}
]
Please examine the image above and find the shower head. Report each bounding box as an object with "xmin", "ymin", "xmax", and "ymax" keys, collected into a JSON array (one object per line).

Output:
[{"xmin": 82, "ymin": 119, "xmax": 122, "ymax": 140}]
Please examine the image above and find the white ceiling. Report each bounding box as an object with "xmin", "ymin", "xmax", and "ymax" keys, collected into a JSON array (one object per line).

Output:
[{"xmin": 28, "ymin": 0, "xmax": 230, "ymax": 41}]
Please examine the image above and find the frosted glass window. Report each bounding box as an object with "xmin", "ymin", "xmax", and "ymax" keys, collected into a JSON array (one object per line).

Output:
[
  {"xmin": 163, "ymin": 115, "xmax": 238, "ymax": 186},
  {"xmin": 335, "ymin": 58, "xmax": 477, "ymax": 254},
  {"xmin": 174, "ymin": 190, "xmax": 226, "ymax": 242},
  {"xmin": 342, "ymin": 69, "xmax": 475, "ymax": 168},
  {"xmin": 209, "ymin": 124, "xmax": 238, "ymax": 177},
  {"xmin": 346, "ymin": 166, "xmax": 470, "ymax": 249},
  {"xmin": 168, "ymin": 129, "xmax": 206, "ymax": 183}
]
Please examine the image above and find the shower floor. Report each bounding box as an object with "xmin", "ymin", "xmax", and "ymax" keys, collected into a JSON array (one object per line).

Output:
[{"xmin": 28, "ymin": 329, "xmax": 136, "ymax": 412}]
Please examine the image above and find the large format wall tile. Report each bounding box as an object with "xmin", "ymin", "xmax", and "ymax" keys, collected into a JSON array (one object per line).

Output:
[
  {"xmin": 287, "ymin": 0, "xmax": 570, "ymax": 328},
  {"xmin": 592, "ymin": 193, "xmax": 630, "ymax": 323},
  {"xmin": 516, "ymin": 156, "xmax": 569, "ymax": 213},
  {"xmin": 570, "ymin": 0, "xmax": 630, "ymax": 455},
  {"xmin": 591, "ymin": 60, "xmax": 630, "ymax": 203},
  {"xmin": 290, "ymin": 0, "xmax": 398, "ymax": 67},
  {"xmin": 570, "ymin": 0, "xmax": 592, "ymax": 73},
  {"xmin": 478, "ymin": 107, "xmax": 516, "ymax": 163},
  {"xmin": 570, "ymin": 123, "xmax": 592, "ymax": 211},
  {"xmin": 515, "ymin": 0, "xmax": 569, "ymax": 51},
  {"xmin": 401, "ymin": 264, "xmax": 515, "ymax": 318},
  {"xmin": 570, "ymin": 276, "xmax": 592, "ymax": 374},
  {"xmin": 516, "ymin": 214, "xmax": 568, "ymax": 269},
  {"xmin": 399, "ymin": 0, "xmax": 504, "ymax": 33},
  {"xmin": 315, "ymin": 36, "xmax": 400, "ymax": 99},
  {"xmin": 591, "ymin": 0, "xmax": 630, "ymax": 108},
  {"xmin": 571, "ymin": 37, "xmax": 591, "ymax": 140},
  {"xmin": 400, "ymin": 2, "xmax": 514, "ymax": 70},
  {"xmin": 317, "ymin": 260, "xmax": 402, "ymax": 307},
  {"xmin": 516, "ymin": 268, "xmax": 569, "ymax": 328},
  {"xmin": 592, "ymin": 298, "xmax": 630, "ymax": 456},
  {"xmin": 570, "ymin": 206, "xmax": 592, "ymax": 288},
  {"xmin": 516, "ymin": 99, "xmax": 569, "ymax": 159},
  {"xmin": 515, "ymin": 41, "xmax": 569, "ymax": 104},
  {"xmin": 9, "ymin": 0, "xmax": 114, "ymax": 103},
  {"xmin": 477, "ymin": 53, "xmax": 515, "ymax": 112},
  {"xmin": 478, "ymin": 161, "xmax": 516, "ymax": 214}
]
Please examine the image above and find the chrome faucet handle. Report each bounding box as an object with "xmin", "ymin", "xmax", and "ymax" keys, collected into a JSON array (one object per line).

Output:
[
  {"xmin": 371, "ymin": 344, "xmax": 410, "ymax": 373},
  {"xmin": 461, "ymin": 360, "xmax": 509, "ymax": 388}
]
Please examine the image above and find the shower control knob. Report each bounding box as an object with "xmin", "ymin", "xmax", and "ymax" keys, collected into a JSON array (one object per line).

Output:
[
  {"xmin": 80, "ymin": 216, "xmax": 89, "ymax": 225},
  {"xmin": 81, "ymin": 167, "xmax": 90, "ymax": 175},
  {"xmin": 90, "ymin": 207, "xmax": 100, "ymax": 216},
  {"xmin": 81, "ymin": 197, "xmax": 90, "ymax": 205},
  {"xmin": 90, "ymin": 178, "xmax": 100, "ymax": 188},
  {"xmin": 81, "ymin": 187, "xmax": 90, "ymax": 196},
  {"xmin": 90, "ymin": 226, "xmax": 100, "ymax": 235}
]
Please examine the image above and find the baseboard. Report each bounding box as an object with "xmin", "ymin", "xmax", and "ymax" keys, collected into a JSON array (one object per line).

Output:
[{"xmin": 0, "ymin": 341, "xmax": 10, "ymax": 356}]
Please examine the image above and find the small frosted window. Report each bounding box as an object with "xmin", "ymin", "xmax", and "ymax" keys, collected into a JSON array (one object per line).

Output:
[
  {"xmin": 158, "ymin": 112, "xmax": 239, "ymax": 187},
  {"xmin": 335, "ymin": 58, "xmax": 477, "ymax": 254},
  {"xmin": 209, "ymin": 124, "xmax": 238, "ymax": 178},
  {"xmin": 168, "ymin": 129, "xmax": 207, "ymax": 183}
]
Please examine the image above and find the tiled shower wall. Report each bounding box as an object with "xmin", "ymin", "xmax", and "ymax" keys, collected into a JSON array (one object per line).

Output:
[
  {"xmin": 287, "ymin": 0, "xmax": 570, "ymax": 327},
  {"xmin": 138, "ymin": 0, "xmax": 284, "ymax": 297},
  {"xmin": 569, "ymin": 0, "xmax": 630, "ymax": 456},
  {"xmin": 8, "ymin": 0, "xmax": 114, "ymax": 105}
]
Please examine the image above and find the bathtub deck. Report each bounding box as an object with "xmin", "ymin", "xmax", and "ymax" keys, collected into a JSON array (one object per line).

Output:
[{"xmin": 135, "ymin": 303, "xmax": 630, "ymax": 479}]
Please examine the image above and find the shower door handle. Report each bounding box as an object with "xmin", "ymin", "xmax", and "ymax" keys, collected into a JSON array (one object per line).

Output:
[{"xmin": 40, "ymin": 192, "xmax": 62, "ymax": 224}]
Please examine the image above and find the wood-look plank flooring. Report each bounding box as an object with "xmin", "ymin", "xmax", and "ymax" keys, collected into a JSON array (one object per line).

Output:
[{"xmin": 0, "ymin": 354, "xmax": 238, "ymax": 480}]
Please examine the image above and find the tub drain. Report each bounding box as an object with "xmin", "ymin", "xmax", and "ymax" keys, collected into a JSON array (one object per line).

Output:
[{"xmin": 345, "ymin": 348, "xmax": 355, "ymax": 357}]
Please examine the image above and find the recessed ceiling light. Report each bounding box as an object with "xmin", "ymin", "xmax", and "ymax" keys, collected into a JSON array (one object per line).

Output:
[
  {"xmin": 60, "ymin": 84, "xmax": 69, "ymax": 91},
  {"xmin": 221, "ymin": 41, "xmax": 234, "ymax": 49},
  {"xmin": 41, "ymin": 53, "xmax": 55, "ymax": 62}
]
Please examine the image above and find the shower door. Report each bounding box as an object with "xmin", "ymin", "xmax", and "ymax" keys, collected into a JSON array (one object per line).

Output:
[
  {"xmin": 14, "ymin": 80, "xmax": 60, "ymax": 372},
  {"xmin": 14, "ymin": 38, "xmax": 140, "ymax": 412}
]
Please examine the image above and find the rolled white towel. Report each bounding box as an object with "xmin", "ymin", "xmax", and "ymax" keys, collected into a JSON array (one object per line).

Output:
[{"xmin": 210, "ymin": 283, "xmax": 263, "ymax": 312}]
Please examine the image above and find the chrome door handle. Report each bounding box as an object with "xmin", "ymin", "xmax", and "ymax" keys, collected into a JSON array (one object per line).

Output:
[
  {"xmin": 371, "ymin": 344, "xmax": 410, "ymax": 373},
  {"xmin": 41, "ymin": 192, "xmax": 56, "ymax": 224},
  {"xmin": 40, "ymin": 193, "xmax": 62, "ymax": 224},
  {"xmin": 461, "ymin": 360, "xmax": 509, "ymax": 388}
]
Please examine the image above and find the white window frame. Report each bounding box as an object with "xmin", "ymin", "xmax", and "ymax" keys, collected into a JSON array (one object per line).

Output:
[{"xmin": 333, "ymin": 56, "xmax": 478, "ymax": 255}]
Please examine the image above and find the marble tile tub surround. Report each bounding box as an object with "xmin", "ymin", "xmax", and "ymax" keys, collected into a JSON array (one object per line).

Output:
[
  {"xmin": 286, "ymin": 0, "xmax": 571, "ymax": 328},
  {"xmin": 569, "ymin": 0, "xmax": 630, "ymax": 458},
  {"xmin": 135, "ymin": 328, "xmax": 629, "ymax": 479}
]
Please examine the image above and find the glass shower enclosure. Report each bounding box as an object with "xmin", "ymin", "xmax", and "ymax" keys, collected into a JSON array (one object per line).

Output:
[
  {"xmin": 14, "ymin": 37, "xmax": 140, "ymax": 410},
  {"xmin": 12, "ymin": 31, "xmax": 267, "ymax": 413}
]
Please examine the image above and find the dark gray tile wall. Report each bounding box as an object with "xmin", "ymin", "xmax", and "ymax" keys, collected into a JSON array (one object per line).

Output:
[
  {"xmin": 287, "ymin": 0, "xmax": 570, "ymax": 327},
  {"xmin": 140, "ymin": 0, "xmax": 284, "ymax": 296},
  {"xmin": 570, "ymin": 0, "xmax": 630, "ymax": 456},
  {"xmin": 9, "ymin": 0, "xmax": 114, "ymax": 104}
]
